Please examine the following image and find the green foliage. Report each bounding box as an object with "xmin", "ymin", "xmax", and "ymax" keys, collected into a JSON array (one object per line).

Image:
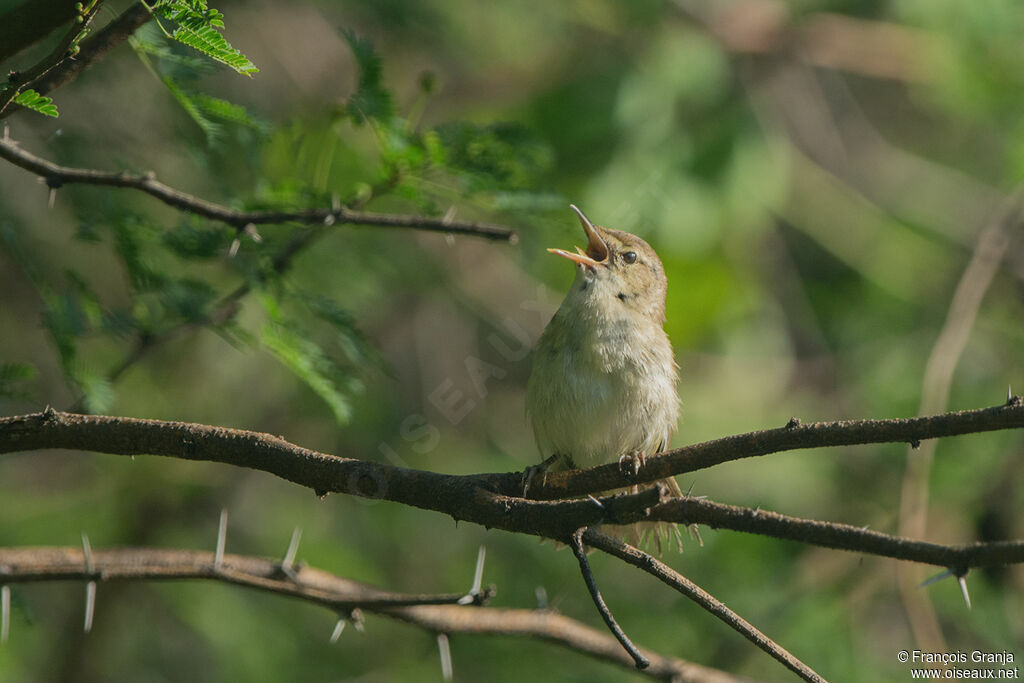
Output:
[
  {"xmin": 434, "ymin": 122, "xmax": 553, "ymax": 191},
  {"xmin": 341, "ymin": 30, "xmax": 394, "ymax": 124},
  {"xmin": 259, "ymin": 311, "xmax": 357, "ymax": 424},
  {"xmin": 13, "ymin": 89, "xmax": 58, "ymax": 118},
  {"xmin": 150, "ymin": 0, "xmax": 258, "ymax": 75},
  {"xmin": 0, "ymin": 362, "xmax": 37, "ymax": 400},
  {"xmin": 162, "ymin": 223, "xmax": 232, "ymax": 259}
]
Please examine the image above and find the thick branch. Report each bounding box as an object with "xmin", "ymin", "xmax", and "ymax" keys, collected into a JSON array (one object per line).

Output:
[
  {"xmin": 0, "ymin": 546, "xmax": 734, "ymax": 682},
  {"xmin": 0, "ymin": 136, "xmax": 517, "ymax": 241},
  {"xmin": 3, "ymin": 407, "xmax": 1023, "ymax": 570},
  {"xmin": 0, "ymin": 410, "xmax": 637, "ymax": 540},
  {"xmin": 0, "ymin": 0, "xmax": 80, "ymax": 64},
  {"xmin": 536, "ymin": 398, "xmax": 1024, "ymax": 498},
  {"xmin": 584, "ymin": 531, "xmax": 826, "ymax": 683}
]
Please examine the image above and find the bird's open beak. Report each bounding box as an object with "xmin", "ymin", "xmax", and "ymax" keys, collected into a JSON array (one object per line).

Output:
[{"xmin": 548, "ymin": 204, "xmax": 609, "ymax": 268}]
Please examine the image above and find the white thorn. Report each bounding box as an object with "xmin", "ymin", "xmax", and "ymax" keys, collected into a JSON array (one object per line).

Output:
[
  {"xmin": 470, "ymin": 546, "xmax": 485, "ymax": 595},
  {"xmin": 534, "ymin": 586, "xmax": 548, "ymax": 610},
  {"xmin": 958, "ymin": 575, "xmax": 972, "ymax": 610},
  {"xmin": 81, "ymin": 533, "xmax": 94, "ymax": 573},
  {"xmin": 1, "ymin": 585, "xmax": 10, "ymax": 643},
  {"xmin": 48, "ymin": 187, "xmax": 56, "ymax": 209},
  {"xmin": 1008, "ymin": 385, "xmax": 1013, "ymax": 402},
  {"xmin": 437, "ymin": 633, "xmax": 453, "ymax": 681},
  {"xmin": 215, "ymin": 509, "xmax": 227, "ymax": 569},
  {"xmin": 228, "ymin": 238, "xmax": 241, "ymax": 258},
  {"xmin": 442, "ymin": 205, "xmax": 456, "ymax": 224},
  {"xmin": 243, "ymin": 223, "xmax": 262, "ymax": 243},
  {"xmin": 329, "ymin": 618, "xmax": 346, "ymax": 644},
  {"xmin": 83, "ymin": 581, "xmax": 96, "ymax": 633},
  {"xmin": 587, "ymin": 494, "xmax": 604, "ymax": 509},
  {"xmin": 282, "ymin": 527, "xmax": 302, "ymax": 571}
]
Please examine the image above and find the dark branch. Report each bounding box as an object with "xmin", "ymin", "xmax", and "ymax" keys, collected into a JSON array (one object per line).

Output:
[
  {"xmin": 0, "ymin": 546, "xmax": 734, "ymax": 682},
  {"xmin": 2, "ymin": 408, "xmax": 1023, "ymax": 571},
  {"xmin": 0, "ymin": 0, "xmax": 81, "ymax": 64},
  {"xmin": 584, "ymin": 530, "xmax": 827, "ymax": 683},
  {"xmin": 535, "ymin": 398, "xmax": 1024, "ymax": 498},
  {"xmin": 0, "ymin": 135, "xmax": 518, "ymax": 241},
  {"xmin": 647, "ymin": 497, "xmax": 1024, "ymax": 569},
  {"xmin": 568, "ymin": 528, "xmax": 649, "ymax": 669}
]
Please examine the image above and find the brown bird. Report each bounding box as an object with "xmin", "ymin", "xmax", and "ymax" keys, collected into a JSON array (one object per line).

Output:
[{"xmin": 526, "ymin": 205, "xmax": 685, "ymax": 549}]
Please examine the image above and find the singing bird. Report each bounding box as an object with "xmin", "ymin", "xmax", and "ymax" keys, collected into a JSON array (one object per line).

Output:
[{"xmin": 526, "ymin": 205, "xmax": 684, "ymax": 548}]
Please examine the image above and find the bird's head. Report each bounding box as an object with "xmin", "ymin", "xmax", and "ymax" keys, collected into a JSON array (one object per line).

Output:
[{"xmin": 548, "ymin": 205, "xmax": 668, "ymax": 323}]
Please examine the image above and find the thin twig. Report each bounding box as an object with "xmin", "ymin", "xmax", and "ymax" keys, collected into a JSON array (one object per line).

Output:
[
  {"xmin": 584, "ymin": 530, "xmax": 827, "ymax": 683},
  {"xmin": 0, "ymin": 546, "xmax": 731, "ymax": 681},
  {"xmin": 0, "ymin": 136, "xmax": 517, "ymax": 240},
  {"xmin": 1, "ymin": 3, "xmax": 152, "ymax": 117},
  {"xmin": 568, "ymin": 528, "xmax": 649, "ymax": 669},
  {"xmin": 0, "ymin": 1, "xmax": 103, "ymax": 116}
]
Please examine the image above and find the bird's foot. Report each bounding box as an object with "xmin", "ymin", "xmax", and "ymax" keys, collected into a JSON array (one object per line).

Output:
[
  {"xmin": 618, "ymin": 451, "xmax": 646, "ymax": 477},
  {"xmin": 521, "ymin": 453, "xmax": 563, "ymax": 496}
]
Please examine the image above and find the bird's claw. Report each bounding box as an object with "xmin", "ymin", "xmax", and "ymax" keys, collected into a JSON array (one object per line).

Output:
[
  {"xmin": 521, "ymin": 454, "xmax": 562, "ymax": 496},
  {"xmin": 618, "ymin": 451, "xmax": 646, "ymax": 477}
]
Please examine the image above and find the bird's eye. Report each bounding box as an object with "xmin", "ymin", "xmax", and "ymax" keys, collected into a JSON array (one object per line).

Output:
[{"xmin": 622, "ymin": 251, "xmax": 638, "ymax": 264}]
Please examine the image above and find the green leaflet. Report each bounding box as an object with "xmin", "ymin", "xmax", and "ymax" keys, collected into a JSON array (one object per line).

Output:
[
  {"xmin": 13, "ymin": 89, "xmax": 58, "ymax": 118},
  {"xmin": 260, "ymin": 321, "xmax": 353, "ymax": 424},
  {"xmin": 150, "ymin": 1, "xmax": 258, "ymax": 76}
]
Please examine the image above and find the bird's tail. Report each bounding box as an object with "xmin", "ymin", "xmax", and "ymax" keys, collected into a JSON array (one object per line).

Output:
[{"xmin": 599, "ymin": 476, "xmax": 701, "ymax": 554}]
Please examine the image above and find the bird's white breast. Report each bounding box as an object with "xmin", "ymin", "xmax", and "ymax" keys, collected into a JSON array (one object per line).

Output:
[{"xmin": 527, "ymin": 290, "xmax": 680, "ymax": 468}]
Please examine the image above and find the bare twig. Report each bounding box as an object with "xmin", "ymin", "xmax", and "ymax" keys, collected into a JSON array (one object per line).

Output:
[
  {"xmin": 0, "ymin": 546, "xmax": 733, "ymax": 682},
  {"xmin": 0, "ymin": 1, "xmax": 103, "ymax": 116},
  {"xmin": 0, "ymin": 135, "xmax": 517, "ymax": 240},
  {"xmin": 26, "ymin": 3, "xmax": 153, "ymax": 101},
  {"xmin": 568, "ymin": 528, "xmax": 649, "ymax": 669},
  {"xmin": 584, "ymin": 530, "xmax": 826, "ymax": 683}
]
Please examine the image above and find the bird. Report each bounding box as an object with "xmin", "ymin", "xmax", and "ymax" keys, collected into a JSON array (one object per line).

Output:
[{"xmin": 526, "ymin": 204, "xmax": 685, "ymax": 550}]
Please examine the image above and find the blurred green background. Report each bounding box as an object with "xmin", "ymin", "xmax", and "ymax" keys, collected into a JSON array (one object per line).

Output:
[{"xmin": 1, "ymin": 0, "xmax": 1022, "ymax": 680}]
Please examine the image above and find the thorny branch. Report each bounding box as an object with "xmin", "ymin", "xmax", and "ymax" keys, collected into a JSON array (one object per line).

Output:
[
  {"xmin": 0, "ymin": 135, "xmax": 518, "ymax": 241},
  {"xmin": 0, "ymin": 546, "xmax": 734, "ymax": 682},
  {"xmin": 1, "ymin": 403, "xmax": 1023, "ymax": 680}
]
